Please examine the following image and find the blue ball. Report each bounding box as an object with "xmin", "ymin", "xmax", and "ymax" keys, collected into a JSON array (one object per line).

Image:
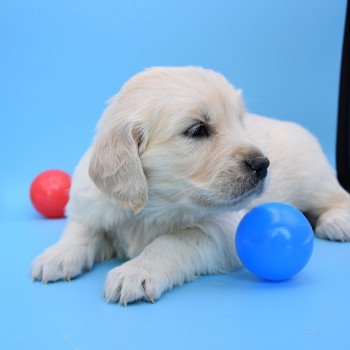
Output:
[{"xmin": 235, "ymin": 202, "xmax": 314, "ymax": 281}]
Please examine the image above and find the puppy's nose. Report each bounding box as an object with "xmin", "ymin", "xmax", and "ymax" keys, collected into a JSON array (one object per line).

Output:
[{"xmin": 244, "ymin": 156, "xmax": 270, "ymax": 180}]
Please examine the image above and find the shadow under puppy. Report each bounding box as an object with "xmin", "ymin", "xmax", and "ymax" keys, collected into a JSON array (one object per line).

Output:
[{"xmin": 32, "ymin": 67, "xmax": 350, "ymax": 305}]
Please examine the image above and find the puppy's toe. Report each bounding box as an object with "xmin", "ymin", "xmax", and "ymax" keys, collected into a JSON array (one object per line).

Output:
[
  {"xmin": 104, "ymin": 260, "xmax": 164, "ymax": 305},
  {"xmin": 315, "ymin": 207, "xmax": 350, "ymax": 242},
  {"xmin": 31, "ymin": 252, "xmax": 65, "ymax": 283}
]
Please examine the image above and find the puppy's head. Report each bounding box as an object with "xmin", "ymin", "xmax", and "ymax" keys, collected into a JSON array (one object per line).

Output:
[{"xmin": 89, "ymin": 67, "xmax": 269, "ymax": 214}]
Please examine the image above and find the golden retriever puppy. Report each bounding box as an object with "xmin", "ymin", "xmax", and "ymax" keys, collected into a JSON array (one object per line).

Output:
[{"xmin": 32, "ymin": 67, "xmax": 350, "ymax": 305}]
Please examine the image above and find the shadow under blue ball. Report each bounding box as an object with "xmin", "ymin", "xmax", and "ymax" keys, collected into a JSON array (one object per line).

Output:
[{"xmin": 236, "ymin": 202, "xmax": 314, "ymax": 281}]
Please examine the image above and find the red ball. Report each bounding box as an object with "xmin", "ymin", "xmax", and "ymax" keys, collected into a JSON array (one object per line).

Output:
[{"xmin": 30, "ymin": 169, "xmax": 71, "ymax": 218}]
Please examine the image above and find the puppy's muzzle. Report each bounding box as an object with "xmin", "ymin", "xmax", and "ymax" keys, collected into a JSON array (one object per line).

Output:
[{"xmin": 244, "ymin": 156, "xmax": 270, "ymax": 180}]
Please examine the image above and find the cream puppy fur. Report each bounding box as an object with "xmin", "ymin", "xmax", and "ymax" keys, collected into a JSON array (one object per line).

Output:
[{"xmin": 32, "ymin": 67, "xmax": 350, "ymax": 305}]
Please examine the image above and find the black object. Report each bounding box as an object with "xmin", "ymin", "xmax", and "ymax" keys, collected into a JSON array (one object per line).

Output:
[{"xmin": 337, "ymin": 1, "xmax": 350, "ymax": 192}]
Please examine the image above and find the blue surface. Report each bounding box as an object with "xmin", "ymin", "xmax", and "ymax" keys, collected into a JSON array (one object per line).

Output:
[{"xmin": 1, "ymin": 1, "xmax": 350, "ymax": 349}]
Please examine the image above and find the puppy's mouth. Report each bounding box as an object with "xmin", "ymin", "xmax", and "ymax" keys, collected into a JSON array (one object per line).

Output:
[{"xmin": 191, "ymin": 179, "xmax": 265, "ymax": 211}]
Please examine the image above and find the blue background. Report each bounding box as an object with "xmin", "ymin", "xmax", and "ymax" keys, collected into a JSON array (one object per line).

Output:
[{"xmin": 1, "ymin": 1, "xmax": 349, "ymax": 349}]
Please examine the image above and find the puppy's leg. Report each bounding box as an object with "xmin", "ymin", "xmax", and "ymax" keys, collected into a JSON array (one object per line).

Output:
[
  {"xmin": 104, "ymin": 227, "xmax": 238, "ymax": 305},
  {"xmin": 311, "ymin": 185, "xmax": 350, "ymax": 242},
  {"xmin": 32, "ymin": 221, "xmax": 115, "ymax": 282},
  {"xmin": 296, "ymin": 151, "xmax": 350, "ymax": 242}
]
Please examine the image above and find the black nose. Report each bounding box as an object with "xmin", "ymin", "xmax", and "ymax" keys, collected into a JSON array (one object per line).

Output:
[{"xmin": 244, "ymin": 156, "xmax": 270, "ymax": 180}]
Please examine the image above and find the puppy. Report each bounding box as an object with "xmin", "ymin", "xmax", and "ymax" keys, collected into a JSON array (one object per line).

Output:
[{"xmin": 32, "ymin": 67, "xmax": 350, "ymax": 305}]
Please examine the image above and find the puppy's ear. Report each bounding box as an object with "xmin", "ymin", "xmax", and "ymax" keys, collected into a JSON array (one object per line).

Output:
[{"xmin": 89, "ymin": 118, "xmax": 147, "ymax": 213}]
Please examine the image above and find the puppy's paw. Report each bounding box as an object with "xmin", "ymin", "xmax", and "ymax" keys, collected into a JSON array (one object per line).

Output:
[
  {"xmin": 31, "ymin": 243, "xmax": 94, "ymax": 283},
  {"xmin": 104, "ymin": 260, "xmax": 167, "ymax": 305},
  {"xmin": 315, "ymin": 207, "xmax": 350, "ymax": 242}
]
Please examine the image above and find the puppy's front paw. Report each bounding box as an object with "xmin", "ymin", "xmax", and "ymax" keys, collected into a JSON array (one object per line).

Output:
[
  {"xmin": 104, "ymin": 260, "xmax": 167, "ymax": 305},
  {"xmin": 31, "ymin": 243, "xmax": 94, "ymax": 283}
]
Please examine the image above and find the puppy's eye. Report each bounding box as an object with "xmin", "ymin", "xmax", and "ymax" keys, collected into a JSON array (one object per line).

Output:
[{"xmin": 184, "ymin": 123, "xmax": 210, "ymax": 139}]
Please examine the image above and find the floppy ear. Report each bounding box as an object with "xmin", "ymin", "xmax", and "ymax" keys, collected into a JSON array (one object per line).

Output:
[{"xmin": 89, "ymin": 118, "xmax": 148, "ymax": 213}]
